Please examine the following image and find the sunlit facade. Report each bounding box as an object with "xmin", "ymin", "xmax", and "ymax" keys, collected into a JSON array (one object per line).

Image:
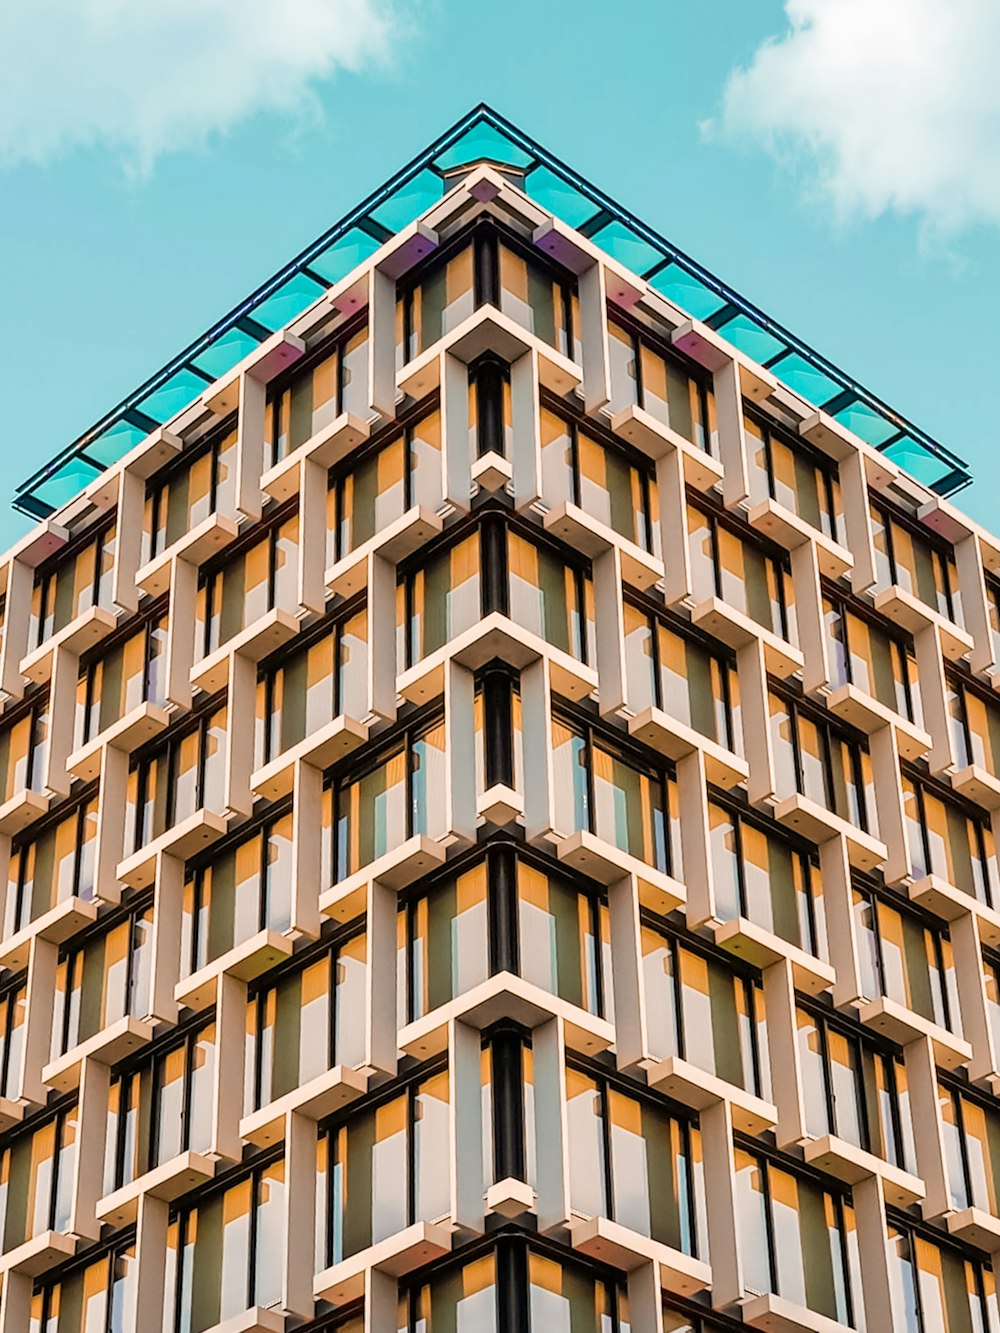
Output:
[{"xmin": 0, "ymin": 111, "xmax": 998, "ymax": 1332}]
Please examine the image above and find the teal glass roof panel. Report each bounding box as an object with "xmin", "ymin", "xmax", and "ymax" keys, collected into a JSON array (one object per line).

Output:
[
  {"xmin": 309, "ymin": 227, "xmax": 381, "ymax": 285},
  {"xmin": 370, "ymin": 169, "xmax": 442, "ymax": 232},
  {"xmin": 770, "ymin": 353, "xmax": 841, "ymax": 407},
  {"xmin": 433, "ymin": 123, "xmax": 533, "ymax": 172},
  {"xmin": 253, "ymin": 272, "xmax": 327, "ymax": 332},
  {"xmin": 524, "ymin": 165, "xmax": 601, "ymax": 230},
  {"xmin": 85, "ymin": 419, "xmax": 149, "ymax": 467},
  {"xmin": 589, "ymin": 221, "xmax": 664, "ymax": 277},
  {"xmin": 650, "ymin": 264, "xmax": 727, "ymax": 320},
  {"xmin": 835, "ymin": 399, "xmax": 900, "ymax": 447},
  {"xmin": 33, "ymin": 458, "xmax": 102, "ymax": 510},
  {"xmin": 192, "ymin": 327, "xmax": 262, "ymax": 380},
  {"xmin": 136, "ymin": 368, "xmax": 211, "ymax": 423},
  {"xmin": 883, "ymin": 437, "xmax": 951, "ymax": 487},
  {"xmin": 714, "ymin": 313, "xmax": 786, "ymax": 365}
]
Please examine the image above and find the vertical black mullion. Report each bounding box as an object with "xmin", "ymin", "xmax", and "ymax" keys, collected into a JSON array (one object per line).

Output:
[
  {"xmin": 599, "ymin": 1079, "xmax": 615, "ymax": 1222},
  {"xmin": 482, "ymin": 515, "xmax": 509, "ymax": 617},
  {"xmin": 570, "ymin": 421, "xmax": 582, "ymax": 509},
  {"xmin": 407, "ymin": 1084, "xmax": 417, "ymax": 1226},
  {"xmin": 817, "ymin": 1018, "xmax": 836, "ymax": 1136},
  {"xmin": 647, "ymin": 611, "xmax": 663, "ymax": 711},
  {"xmin": 60, "ymin": 952, "xmax": 75, "ymax": 1056},
  {"xmin": 672, "ymin": 938, "xmax": 686, "ymax": 1062},
  {"xmin": 584, "ymin": 727, "xmax": 597, "ymax": 836},
  {"xmin": 488, "ymin": 843, "xmax": 519, "ymax": 976},
  {"xmin": 732, "ymin": 814, "xmax": 748, "ymax": 918},
  {"xmin": 952, "ymin": 1091, "xmax": 973, "ymax": 1210},
  {"xmin": 759, "ymin": 1158, "xmax": 779, "ymax": 1295},
  {"xmin": 258, "ymin": 822, "xmax": 269, "ymax": 932},
  {"xmin": 868, "ymin": 891, "xmax": 888, "ymax": 999},
  {"xmin": 491, "ymin": 1030, "xmax": 525, "ymax": 1182},
  {"xmin": 475, "ymin": 227, "xmax": 499, "ymax": 308},
  {"xmin": 403, "ymin": 425, "xmax": 413, "ymax": 511},
  {"xmin": 483, "ymin": 668, "xmax": 514, "ymax": 791},
  {"xmin": 591, "ymin": 890, "xmax": 606, "ymax": 1019},
  {"xmin": 710, "ymin": 517, "xmax": 722, "ymax": 599},
  {"xmin": 123, "ymin": 909, "xmax": 136, "ymax": 1019},
  {"xmin": 71, "ymin": 802, "xmax": 86, "ymax": 897},
  {"xmin": 497, "ymin": 1235, "xmax": 529, "ymax": 1333},
  {"xmin": 763, "ymin": 426, "xmax": 776, "ymax": 502},
  {"xmin": 405, "ymin": 902, "xmax": 415, "ymax": 1025},
  {"xmin": 247, "ymin": 1169, "xmax": 259, "ymax": 1308},
  {"xmin": 48, "ymin": 1111, "xmax": 63, "ymax": 1229},
  {"xmin": 0, "ymin": 996, "xmax": 11, "ymax": 1096}
]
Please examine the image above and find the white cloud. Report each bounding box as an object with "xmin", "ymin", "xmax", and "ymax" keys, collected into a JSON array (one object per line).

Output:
[
  {"xmin": 713, "ymin": 0, "xmax": 1000, "ymax": 235},
  {"xmin": 0, "ymin": 0, "xmax": 408, "ymax": 171}
]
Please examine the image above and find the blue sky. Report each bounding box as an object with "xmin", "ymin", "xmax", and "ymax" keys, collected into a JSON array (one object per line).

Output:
[{"xmin": 1, "ymin": 0, "xmax": 998, "ymax": 550}]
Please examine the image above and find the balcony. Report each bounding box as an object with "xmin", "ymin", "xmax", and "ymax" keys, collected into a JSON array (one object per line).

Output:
[
  {"xmin": 42, "ymin": 1015, "xmax": 155, "ymax": 1094},
  {"xmin": 950, "ymin": 763, "xmax": 1000, "ymax": 811},
  {"xmin": 67, "ymin": 701, "xmax": 171, "ymax": 783},
  {"xmin": 747, "ymin": 498, "xmax": 853, "ymax": 582},
  {"xmin": 191, "ymin": 607, "xmax": 300, "ymax": 695},
  {"xmin": 542, "ymin": 501, "xmax": 663, "ymax": 593},
  {"xmin": 772, "ymin": 793, "xmax": 887, "ymax": 873},
  {"xmin": 0, "ymin": 1230, "xmax": 76, "ymax": 1279},
  {"xmin": 251, "ymin": 715, "xmax": 369, "ymax": 802},
  {"xmin": 712, "ymin": 915, "xmax": 835, "ymax": 997},
  {"xmin": 946, "ymin": 1207, "xmax": 1000, "ymax": 1252},
  {"xmin": 824, "ymin": 682, "xmax": 930, "ymax": 762},
  {"xmin": 627, "ymin": 706, "xmax": 748, "ymax": 789},
  {"xmin": 240, "ymin": 1064, "xmax": 370, "ymax": 1148},
  {"xmin": 321, "ymin": 835, "xmax": 448, "ymax": 927},
  {"xmin": 137, "ymin": 512, "xmax": 240, "ymax": 598},
  {"xmin": 609, "ymin": 403, "xmax": 723, "ymax": 495},
  {"xmin": 691, "ymin": 597, "xmax": 803, "ymax": 679},
  {"xmin": 397, "ymin": 612, "xmax": 597, "ymax": 707},
  {"xmin": 647, "ymin": 1055, "xmax": 777, "ymax": 1137},
  {"xmin": 906, "ymin": 873, "xmax": 1000, "ymax": 949},
  {"xmin": 0, "ymin": 895, "xmax": 99, "ymax": 972},
  {"xmin": 260, "ymin": 412, "xmax": 370, "ymax": 503},
  {"xmin": 20, "ymin": 604, "xmax": 118, "ymax": 686},
  {"xmin": 555, "ymin": 830, "xmax": 685, "ymax": 918},
  {"xmin": 175, "ymin": 928, "xmax": 296, "ymax": 1013},
  {"xmin": 569, "ymin": 1215, "xmax": 711, "ymax": 1299},
  {"xmin": 872, "ymin": 586, "xmax": 972, "ymax": 662},
  {"xmin": 741, "ymin": 1292, "xmax": 855, "ymax": 1333},
  {"xmin": 0, "ymin": 787, "xmax": 49, "ymax": 837},
  {"xmin": 97, "ymin": 1151, "xmax": 217, "ymax": 1227},
  {"xmin": 117, "ymin": 808, "xmax": 230, "ymax": 890},
  {"xmin": 326, "ymin": 506, "xmax": 444, "ymax": 600},
  {"xmin": 857, "ymin": 995, "xmax": 971, "ymax": 1070},
  {"xmin": 802, "ymin": 1134, "xmax": 924, "ymax": 1208},
  {"xmin": 313, "ymin": 1220, "xmax": 453, "ymax": 1306}
]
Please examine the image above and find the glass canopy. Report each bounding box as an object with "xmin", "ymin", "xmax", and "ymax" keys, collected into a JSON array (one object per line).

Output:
[{"xmin": 12, "ymin": 106, "xmax": 971, "ymax": 519}]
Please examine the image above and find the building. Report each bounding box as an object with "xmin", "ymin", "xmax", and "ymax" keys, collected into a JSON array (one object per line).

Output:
[{"xmin": 0, "ymin": 104, "xmax": 998, "ymax": 1331}]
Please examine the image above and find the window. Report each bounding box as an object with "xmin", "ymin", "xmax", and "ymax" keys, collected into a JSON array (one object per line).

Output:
[
  {"xmin": 399, "ymin": 1254, "xmax": 498, "ymax": 1333},
  {"xmin": 400, "ymin": 534, "xmax": 481, "ymax": 666},
  {"xmin": 872, "ymin": 505, "xmax": 959, "ymax": 624},
  {"xmin": 320, "ymin": 1070, "xmax": 450, "ymax": 1265},
  {"xmin": 52, "ymin": 905, "xmax": 153, "ymax": 1056},
  {"xmin": 265, "ymin": 326, "xmax": 370, "ymax": 467},
  {"xmin": 565, "ymin": 1067, "xmax": 702, "ymax": 1254},
  {"xmin": 198, "ymin": 515, "xmax": 298, "ymax": 657},
  {"xmin": 398, "ymin": 866, "xmax": 489, "ymax": 1024},
  {"xmin": 709, "ymin": 803, "xmax": 825, "ymax": 957},
  {"xmin": 0, "ymin": 700, "xmax": 48, "ymax": 805},
  {"xmin": 902, "ymin": 777, "xmax": 997, "ymax": 907},
  {"xmin": 623, "ymin": 602, "xmax": 738, "ymax": 752},
  {"xmin": 0, "ymin": 1108, "xmax": 77, "ymax": 1252},
  {"xmin": 105, "ymin": 1024, "xmax": 215, "ymax": 1194},
  {"xmin": 0, "ymin": 984, "xmax": 25, "ymax": 1101},
  {"xmin": 78, "ymin": 615, "xmax": 168, "ymax": 746},
  {"xmin": 400, "ymin": 243, "xmax": 476, "ymax": 362},
  {"xmin": 796, "ymin": 1006, "xmax": 915, "ymax": 1172},
  {"xmin": 641, "ymin": 926, "xmax": 769, "ymax": 1099},
  {"xmin": 825, "ymin": 596, "xmax": 916, "ymax": 722},
  {"xmin": 949, "ymin": 684, "xmax": 1000, "ymax": 780},
  {"xmin": 499, "ymin": 241, "xmax": 575, "ymax": 355},
  {"xmin": 257, "ymin": 608, "xmax": 368, "ymax": 765},
  {"xmin": 517, "ymin": 862, "xmax": 612, "ymax": 1018},
  {"xmin": 527, "ymin": 1252, "xmax": 627, "ymax": 1333},
  {"xmin": 745, "ymin": 412, "xmax": 842, "ymax": 541},
  {"xmin": 31, "ymin": 1241, "xmax": 137, "ymax": 1333},
  {"xmin": 769, "ymin": 692, "xmax": 876, "ymax": 834},
  {"xmin": 30, "ymin": 523, "xmax": 116, "ymax": 647},
  {"xmin": 853, "ymin": 887, "xmax": 961, "ymax": 1033},
  {"xmin": 247, "ymin": 932, "xmax": 367, "ymax": 1111},
  {"xmin": 182, "ymin": 817, "xmax": 293, "ymax": 974},
  {"xmin": 5, "ymin": 800, "xmax": 97, "ymax": 936},
  {"xmin": 128, "ymin": 706, "xmax": 227, "ymax": 850},
  {"xmin": 508, "ymin": 532, "xmax": 592, "ymax": 661},
  {"xmin": 146, "ymin": 428, "xmax": 237, "ymax": 561},
  {"xmin": 327, "ymin": 413, "xmax": 442, "ymax": 568},
  {"xmin": 607, "ymin": 318, "xmax": 716, "ymax": 454},
  {"xmin": 332, "ymin": 717, "xmax": 447, "ymax": 881},
  {"xmin": 888, "ymin": 1225, "xmax": 999, "ymax": 1333},
  {"xmin": 538, "ymin": 410, "xmax": 659, "ymax": 555},
  {"xmin": 940, "ymin": 1085, "xmax": 1000, "ymax": 1219},
  {"xmin": 551, "ymin": 717, "xmax": 677, "ymax": 873},
  {"xmin": 735, "ymin": 1150, "xmax": 859, "ymax": 1326},
  {"xmin": 687, "ymin": 504, "xmax": 793, "ymax": 641},
  {"xmin": 166, "ymin": 1160, "xmax": 286, "ymax": 1333}
]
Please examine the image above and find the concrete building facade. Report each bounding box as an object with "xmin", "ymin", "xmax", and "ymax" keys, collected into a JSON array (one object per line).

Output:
[{"xmin": 0, "ymin": 108, "xmax": 998, "ymax": 1331}]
